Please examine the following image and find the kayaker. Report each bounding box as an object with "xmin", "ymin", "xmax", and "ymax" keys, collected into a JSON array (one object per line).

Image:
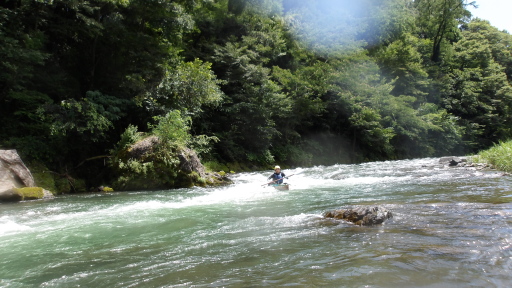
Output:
[{"xmin": 268, "ymin": 165, "xmax": 286, "ymax": 184}]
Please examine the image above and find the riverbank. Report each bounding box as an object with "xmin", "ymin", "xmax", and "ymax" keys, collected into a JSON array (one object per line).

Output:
[
  {"xmin": 2, "ymin": 150, "xmax": 508, "ymax": 204},
  {"xmin": 471, "ymin": 140, "xmax": 512, "ymax": 173}
]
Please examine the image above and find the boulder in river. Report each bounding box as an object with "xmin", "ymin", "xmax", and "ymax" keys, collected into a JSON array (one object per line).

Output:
[
  {"xmin": 0, "ymin": 187, "xmax": 54, "ymax": 202},
  {"xmin": 323, "ymin": 206, "xmax": 393, "ymax": 226},
  {"xmin": 439, "ymin": 156, "xmax": 467, "ymax": 167},
  {"xmin": 0, "ymin": 150, "xmax": 54, "ymax": 202},
  {"xmin": 112, "ymin": 135, "xmax": 231, "ymax": 190},
  {"xmin": 0, "ymin": 149, "xmax": 35, "ymax": 190}
]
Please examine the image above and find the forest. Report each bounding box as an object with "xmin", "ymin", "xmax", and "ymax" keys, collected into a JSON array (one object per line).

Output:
[{"xmin": 1, "ymin": 0, "xmax": 511, "ymax": 191}]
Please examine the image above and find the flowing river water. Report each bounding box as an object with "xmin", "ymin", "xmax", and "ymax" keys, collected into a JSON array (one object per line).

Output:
[{"xmin": 1, "ymin": 158, "xmax": 511, "ymax": 287}]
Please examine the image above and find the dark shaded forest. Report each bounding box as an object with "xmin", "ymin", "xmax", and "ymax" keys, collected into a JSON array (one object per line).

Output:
[{"xmin": 1, "ymin": 0, "xmax": 511, "ymax": 191}]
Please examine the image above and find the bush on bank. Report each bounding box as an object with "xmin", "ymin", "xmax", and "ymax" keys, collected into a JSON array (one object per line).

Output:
[{"xmin": 472, "ymin": 140, "xmax": 512, "ymax": 172}]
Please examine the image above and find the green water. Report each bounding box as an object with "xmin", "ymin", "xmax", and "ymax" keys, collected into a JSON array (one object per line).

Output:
[{"xmin": 1, "ymin": 158, "xmax": 511, "ymax": 287}]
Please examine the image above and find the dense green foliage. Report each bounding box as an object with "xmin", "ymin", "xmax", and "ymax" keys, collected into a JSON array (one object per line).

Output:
[
  {"xmin": 1, "ymin": 0, "xmax": 511, "ymax": 190},
  {"xmin": 109, "ymin": 111, "xmax": 219, "ymax": 189}
]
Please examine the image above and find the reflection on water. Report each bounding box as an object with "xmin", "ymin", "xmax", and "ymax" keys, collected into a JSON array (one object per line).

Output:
[{"xmin": 0, "ymin": 158, "xmax": 511, "ymax": 287}]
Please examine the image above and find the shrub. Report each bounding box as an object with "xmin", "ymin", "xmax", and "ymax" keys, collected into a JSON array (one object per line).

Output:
[{"xmin": 472, "ymin": 140, "xmax": 512, "ymax": 172}]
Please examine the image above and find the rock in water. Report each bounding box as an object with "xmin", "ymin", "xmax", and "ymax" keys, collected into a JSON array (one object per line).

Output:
[
  {"xmin": 439, "ymin": 156, "xmax": 466, "ymax": 166},
  {"xmin": 0, "ymin": 149, "xmax": 35, "ymax": 191},
  {"xmin": 323, "ymin": 206, "xmax": 393, "ymax": 226},
  {"xmin": 0, "ymin": 188, "xmax": 23, "ymax": 202},
  {"xmin": 0, "ymin": 150, "xmax": 55, "ymax": 202},
  {"xmin": 178, "ymin": 147, "xmax": 206, "ymax": 178},
  {"xmin": 113, "ymin": 135, "xmax": 231, "ymax": 190}
]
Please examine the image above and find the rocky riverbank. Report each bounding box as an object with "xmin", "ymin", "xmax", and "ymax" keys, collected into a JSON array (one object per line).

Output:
[
  {"xmin": 439, "ymin": 156, "xmax": 508, "ymax": 174},
  {"xmin": 0, "ymin": 149, "xmax": 54, "ymax": 202},
  {"xmin": 0, "ymin": 147, "xmax": 232, "ymax": 203},
  {"xmin": 1, "ymin": 153, "xmax": 505, "ymax": 203}
]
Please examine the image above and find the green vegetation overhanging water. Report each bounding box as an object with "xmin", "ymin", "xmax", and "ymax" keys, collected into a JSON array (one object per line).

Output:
[
  {"xmin": 1, "ymin": 158, "xmax": 511, "ymax": 287},
  {"xmin": 3, "ymin": 0, "xmax": 512, "ymax": 189}
]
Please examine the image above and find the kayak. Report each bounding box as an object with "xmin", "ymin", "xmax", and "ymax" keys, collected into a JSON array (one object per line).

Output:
[{"xmin": 272, "ymin": 184, "xmax": 289, "ymax": 191}]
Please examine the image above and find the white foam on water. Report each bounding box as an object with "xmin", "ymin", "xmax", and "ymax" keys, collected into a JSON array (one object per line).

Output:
[
  {"xmin": 10, "ymin": 186, "xmax": 281, "ymax": 232},
  {"xmin": 0, "ymin": 158, "xmax": 485, "ymax": 239},
  {"xmin": 0, "ymin": 216, "xmax": 32, "ymax": 235},
  {"xmin": 110, "ymin": 184, "xmax": 283, "ymax": 214},
  {"xmin": 2, "ymin": 157, "xmax": 512, "ymax": 287}
]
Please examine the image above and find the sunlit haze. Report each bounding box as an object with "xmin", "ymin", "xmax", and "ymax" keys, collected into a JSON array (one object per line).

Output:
[{"xmin": 468, "ymin": 0, "xmax": 512, "ymax": 33}]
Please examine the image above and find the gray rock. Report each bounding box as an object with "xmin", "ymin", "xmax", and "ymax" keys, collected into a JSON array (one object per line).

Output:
[
  {"xmin": 42, "ymin": 189, "xmax": 55, "ymax": 199},
  {"xmin": 323, "ymin": 206, "xmax": 393, "ymax": 226},
  {"xmin": 128, "ymin": 136, "xmax": 160, "ymax": 159},
  {"xmin": 0, "ymin": 188, "xmax": 23, "ymax": 202},
  {"xmin": 439, "ymin": 156, "xmax": 467, "ymax": 166},
  {"xmin": 178, "ymin": 147, "xmax": 206, "ymax": 178},
  {"xmin": 0, "ymin": 150, "xmax": 35, "ymax": 192}
]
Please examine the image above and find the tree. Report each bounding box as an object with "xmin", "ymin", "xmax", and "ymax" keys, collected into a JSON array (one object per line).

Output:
[
  {"xmin": 360, "ymin": 0, "xmax": 417, "ymax": 48},
  {"xmin": 322, "ymin": 56, "xmax": 396, "ymax": 161},
  {"xmin": 440, "ymin": 19, "xmax": 512, "ymax": 150},
  {"xmin": 141, "ymin": 59, "xmax": 224, "ymax": 116},
  {"xmin": 374, "ymin": 33, "xmax": 431, "ymax": 103},
  {"xmin": 461, "ymin": 18, "xmax": 512, "ymax": 81},
  {"xmin": 414, "ymin": 0, "xmax": 474, "ymax": 62},
  {"xmin": 0, "ymin": 3, "xmax": 53, "ymax": 161}
]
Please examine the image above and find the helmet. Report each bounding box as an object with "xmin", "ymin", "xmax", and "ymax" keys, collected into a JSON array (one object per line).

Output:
[{"xmin": 274, "ymin": 165, "xmax": 280, "ymax": 169}]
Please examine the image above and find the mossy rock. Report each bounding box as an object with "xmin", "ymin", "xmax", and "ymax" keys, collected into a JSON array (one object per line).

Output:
[
  {"xmin": 196, "ymin": 177, "xmax": 207, "ymax": 187},
  {"xmin": 204, "ymin": 172, "xmax": 233, "ymax": 186},
  {"xmin": 173, "ymin": 171, "xmax": 196, "ymax": 188},
  {"xmin": 111, "ymin": 138, "xmax": 231, "ymax": 189},
  {"xmin": 15, "ymin": 187, "xmax": 44, "ymax": 200},
  {"xmin": 0, "ymin": 187, "xmax": 52, "ymax": 202}
]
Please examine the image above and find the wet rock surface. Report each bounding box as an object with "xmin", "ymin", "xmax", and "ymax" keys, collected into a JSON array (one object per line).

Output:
[
  {"xmin": 323, "ymin": 206, "xmax": 393, "ymax": 226},
  {"xmin": 439, "ymin": 156, "xmax": 466, "ymax": 166}
]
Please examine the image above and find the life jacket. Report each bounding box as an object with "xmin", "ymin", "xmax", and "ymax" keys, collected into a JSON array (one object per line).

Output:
[{"xmin": 271, "ymin": 172, "xmax": 284, "ymax": 184}]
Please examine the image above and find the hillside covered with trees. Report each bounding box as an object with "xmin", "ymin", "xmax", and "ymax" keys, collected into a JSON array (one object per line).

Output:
[{"xmin": 1, "ymin": 0, "xmax": 511, "ymax": 191}]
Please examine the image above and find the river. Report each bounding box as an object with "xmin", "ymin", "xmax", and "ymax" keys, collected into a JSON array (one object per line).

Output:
[{"xmin": 1, "ymin": 158, "xmax": 511, "ymax": 287}]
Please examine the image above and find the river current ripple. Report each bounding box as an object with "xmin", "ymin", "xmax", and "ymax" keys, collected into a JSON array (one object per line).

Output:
[{"xmin": 0, "ymin": 158, "xmax": 511, "ymax": 287}]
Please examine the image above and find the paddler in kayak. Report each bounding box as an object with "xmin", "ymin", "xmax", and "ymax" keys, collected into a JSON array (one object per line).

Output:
[{"xmin": 268, "ymin": 165, "xmax": 286, "ymax": 185}]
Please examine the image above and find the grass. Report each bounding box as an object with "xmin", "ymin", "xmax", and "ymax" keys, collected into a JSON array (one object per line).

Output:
[{"xmin": 472, "ymin": 140, "xmax": 512, "ymax": 172}]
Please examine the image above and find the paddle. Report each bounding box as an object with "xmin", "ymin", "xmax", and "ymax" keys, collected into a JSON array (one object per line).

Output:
[{"xmin": 262, "ymin": 174, "xmax": 295, "ymax": 187}]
